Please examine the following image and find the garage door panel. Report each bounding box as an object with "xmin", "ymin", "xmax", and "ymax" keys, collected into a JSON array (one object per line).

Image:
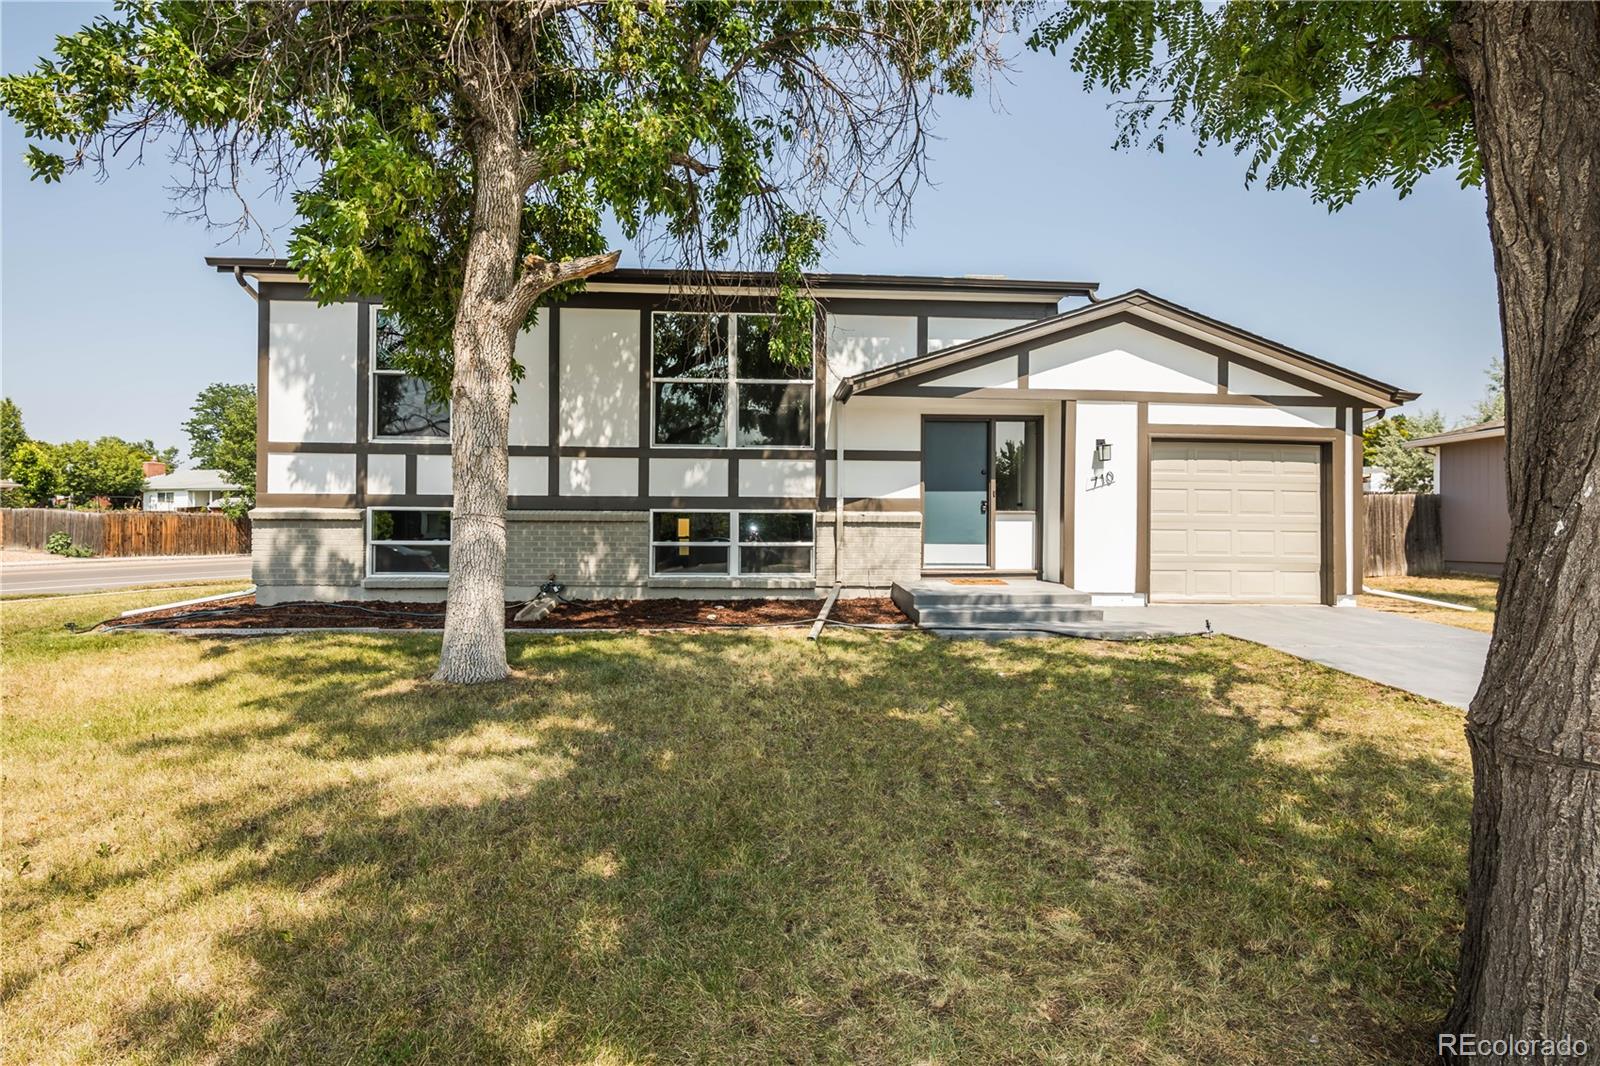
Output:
[{"xmin": 1149, "ymin": 441, "xmax": 1324, "ymax": 603}]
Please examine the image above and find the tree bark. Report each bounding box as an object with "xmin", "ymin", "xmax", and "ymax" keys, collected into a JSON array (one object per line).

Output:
[
  {"xmin": 433, "ymin": 107, "xmax": 524, "ymax": 684},
  {"xmin": 1443, "ymin": 4, "xmax": 1600, "ymax": 1060}
]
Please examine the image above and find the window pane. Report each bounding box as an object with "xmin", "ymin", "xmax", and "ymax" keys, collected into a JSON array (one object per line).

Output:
[
  {"xmin": 375, "ymin": 310, "xmax": 407, "ymax": 371},
  {"xmin": 652, "ymin": 313, "xmax": 729, "ymax": 378},
  {"xmin": 994, "ymin": 420, "xmax": 1039, "ymax": 511},
  {"xmin": 375, "ymin": 374, "xmax": 450, "ymax": 437},
  {"xmin": 738, "ymin": 512, "xmax": 814, "ymax": 544},
  {"xmin": 373, "ymin": 543, "xmax": 450, "ymax": 573},
  {"xmin": 737, "ymin": 383, "xmax": 811, "ymax": 446},
  {"xmin": 736, "ymin": 315, "xmax": 811, "ymax": 380},
  {"xmin": 739, "ymin": 545, "xmax": 813, "ymax": 574},
  {"xmin": 653, "ymin": 544, "xmax": 730, "ymax": 575},
  {"xmin": 652, "ymin": 511, "xmax": 730, "ymax": 542},
  {"xmin": 654, "ymin": 382, "xmax": 727, "ymax": 445},
  {"xmin": 373, "ymin": 510, "xmax": 451, "ymax": 541}
]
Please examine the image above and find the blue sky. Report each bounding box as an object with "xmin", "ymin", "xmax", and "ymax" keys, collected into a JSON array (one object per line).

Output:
[{"xmin": 2, "ymin": 2, "xmax": 1501, "ymax": 461}]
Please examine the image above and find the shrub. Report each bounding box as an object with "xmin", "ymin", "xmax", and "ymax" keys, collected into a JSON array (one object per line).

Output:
[{"xmin": 44, "ymin": 530, "xmax": 93, "ymax": 558}]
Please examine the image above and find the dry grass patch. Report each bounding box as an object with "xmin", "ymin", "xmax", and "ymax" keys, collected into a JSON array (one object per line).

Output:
[
  {"xmin": 2, "ymin": 585, "xmax": 1469, "ymax": 1063},
  {"xmin": 1360, "ymin": 573, "xmax": 1499, "ymax": 633}
]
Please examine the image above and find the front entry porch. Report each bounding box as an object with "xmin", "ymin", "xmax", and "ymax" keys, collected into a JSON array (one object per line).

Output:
[{"xmin": 891, "ymin": 578, "xmax": 1201, "ymax": 640}]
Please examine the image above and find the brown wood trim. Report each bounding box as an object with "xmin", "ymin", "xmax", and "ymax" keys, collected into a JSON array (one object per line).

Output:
[
  {"xmin": 355, "ymin": 299, "xmax": 371, "ymax": 505},
  {"xmin": 1062, "ymin": 400, "xmax": 1075, "ymax": 587},
  {"xmin": 874, "ymin": 383, "xmax": 1349, "ymax": 406},
  {"xmin": 840, "ymin": 449, "xmax": 921, "ymax": 462},
  {"xmin": 1145, "ymin": 424, "xmax": 1342, "ymax": 443},
  {"xmin": 1217, "ymin": 357, "xmax": 1229, "ymax": 394},
  {"xmin": 257, "ymin": 493, "xmax": 362, "ymax": 508},
  {"xmin": 1349, "ymin": 408, "xmax": 1364, "ymax": 595},
  {"xmin": 1135, "ymin": 402, "xmax": 1150, "ymax": 595},
  {"xmin": 548, "ymin": 305, "xmax": 562, "ymax": 496},
  {"xmin": 820, "ymin": 497, "xmax": 922, "ymax": 512},
  {"xmin": 404, "ymin": 453, "xmax": 418, "ymax": 496},
  {"xmin": 813, "ymin": 303, "xmax": 827, "ymax": 510},
  {"xmin": 638, "ymin": 307, "xmax": 651, "ymax": 500},
  {"xmin": 1331, "ymin": 423, "xmax": 1348, "ymax": 600}
]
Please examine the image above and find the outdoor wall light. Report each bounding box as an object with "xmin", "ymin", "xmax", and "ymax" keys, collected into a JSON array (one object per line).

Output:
[{"xmin": 1094, "ymin": 438, "xmax": 1112, "ymax": 463}]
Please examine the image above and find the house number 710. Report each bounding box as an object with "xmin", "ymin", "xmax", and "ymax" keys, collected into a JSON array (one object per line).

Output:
[{"xmin": 1089, "ymin": 470, "xmax": 1116, "ymax": 490}]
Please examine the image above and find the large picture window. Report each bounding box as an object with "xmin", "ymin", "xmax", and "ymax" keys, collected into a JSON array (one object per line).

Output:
[
  {"xmin": 373, "ymin": 310, "xmax": 450, "ymax": 439},
  {"xmin": 369, "ymin": 508, "xmax": 451, "ymax": 574},
  {"xmin": 650, "ymin": 510, "xmax": 815, "ymax": 577},
  {"xmin": 651, "ymin": 312, "xmax": 812, "ymax": 448}
]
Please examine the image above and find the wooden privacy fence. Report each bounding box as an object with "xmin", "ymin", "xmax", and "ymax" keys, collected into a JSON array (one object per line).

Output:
[
  {"xmin": 1364, "ymin": 492, "xmax": 1442, "ymax": 577},
  {"xmin": 0, "ymin": 509, "xmax": 251, "ymax": 557}
]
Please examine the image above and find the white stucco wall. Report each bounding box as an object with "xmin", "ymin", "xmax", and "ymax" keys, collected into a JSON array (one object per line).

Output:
[
  {"xmin": 509, "ymin": 317, "xmax": 551, "ymax": 446},
  {"xmin": 266, "ymin": 452, "xmax": 357, "ymax": 495},
  {"xmin": 926, "ymin": 317, "xmax": 1033, "ymax": 351},
  {"xmin": 1228, "ymin": 361, "xmax": 1317, "ymax": 397},
  {"xmin": 269, "ymin": 301, "xmax": 359, "ymax": 443},
  {"xmin": 415, "ymin": 453, "xmax": 452, "ymax": 495},
  {"xmin": 1030, "ymin": 321, "xmax": 1218, "ymax": 394},
  {"xmin": 509, "ymin": 455, "xmax": 548, "ymax": 496},
  {"xmin": 1147, "ymin": 403, "xmax": 1337, "ymax": 428},
  {"xmin": 649, "ymin": 457, "xmax": 728, "ymax": 497},
  {"xmin": 923, "ymin": 355, "xmax": 1019, "ymax": 389},
  {"xmin": 739, "ymin": 459, "xmax": 816, "ymax": 499},
  {"xmin": 560, "ymin": 308, "xmax": 639, "ymax": 447},
  {"xmin": 367, "ymin": 454, "xmax": 407, "ymax": 495},
  {"xmin": 826, "ymin": 314, "xmax": 917, "ymax": 378},
  {"xmin": 1073, "ymin": 401, "xmax": 1139, "ymax": 594},
  {"xmin": 560, "ymin": 457, "xmax": 637, "ymax": 496}
]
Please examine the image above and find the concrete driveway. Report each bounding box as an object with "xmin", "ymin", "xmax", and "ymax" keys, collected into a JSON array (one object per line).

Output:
[
  {"xmin": 1102, "ymin": 604, "xmax": 1490, "ymax": 709},
  {"xmin": 0, "ymin": 554, "xmax": 252, "ymax": 596}
]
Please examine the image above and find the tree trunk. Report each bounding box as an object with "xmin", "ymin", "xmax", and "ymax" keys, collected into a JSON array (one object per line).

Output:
[
  {"xmin": 433, "ymin": 116, "xmax": 525, "ymax": 685},
  {"xmin": 1443, "ymin": 4, "xmax": 1600, "ymax": 1060}
]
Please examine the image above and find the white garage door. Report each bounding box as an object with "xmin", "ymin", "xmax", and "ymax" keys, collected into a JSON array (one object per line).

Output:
[{"xmin": 1149, "ymin": 441, "xmax": 1324, "ymax": 603}]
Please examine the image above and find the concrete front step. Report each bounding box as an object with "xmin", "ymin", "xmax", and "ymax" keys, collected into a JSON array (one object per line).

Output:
[
  {"xmin": 891, "ymin": 579, "xmax": 1093, "ymax": 620},
  {"xmin": 927, "ymin": 620, "xmax": 1207, "ymax": 642},
  {"xmin": 913, "ymin": 604, "xmax": 1106, "ymax": 627}
]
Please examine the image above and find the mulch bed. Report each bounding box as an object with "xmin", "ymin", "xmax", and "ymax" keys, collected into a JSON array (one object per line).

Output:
[{"xmin": 108, "ymin": 594, "xmax": 907, "ymax": 631}]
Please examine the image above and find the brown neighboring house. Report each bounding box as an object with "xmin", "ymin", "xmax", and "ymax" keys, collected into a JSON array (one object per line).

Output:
[{"xmin": 1407, "ymin": 419, "xmax": 1508, "ymax": 575}]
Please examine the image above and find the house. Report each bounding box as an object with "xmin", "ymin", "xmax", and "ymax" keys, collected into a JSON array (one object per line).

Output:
[
  {"xmin": 1405, "ymin": 419, "xmax": 1508, "ymax": 575},
  {"xmin": 142, "ymin": 467, "xmax": 239, "ymax": 511},
  {"xmin": 212, "ymin": 257, "xmax": 1416, "ymax": 606}
]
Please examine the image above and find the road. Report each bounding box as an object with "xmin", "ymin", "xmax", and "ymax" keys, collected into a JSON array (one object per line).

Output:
[{"xmin": 0, "ymin": 554, "xmax": 252, "ymax": 595}]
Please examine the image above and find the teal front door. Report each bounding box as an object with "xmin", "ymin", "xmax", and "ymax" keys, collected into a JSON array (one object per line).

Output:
[{"xmin": 923, "ymin": 420, "xmax": 990, "ymax": 567}]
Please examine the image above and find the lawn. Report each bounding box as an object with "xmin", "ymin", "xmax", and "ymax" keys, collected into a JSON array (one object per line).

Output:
[
  {"xmin": 1360, "ymin": 573, "xmax": 1500, "ymax": 633},
  {"xmin": 2, "ymin": 587, "xmax": 1470, "ymax": 1064}
]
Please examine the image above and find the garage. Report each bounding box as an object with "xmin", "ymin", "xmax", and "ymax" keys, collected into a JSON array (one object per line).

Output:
[{"xmin": 1148, "ymin": 441, "xmax": 1324, "ymax": 603}]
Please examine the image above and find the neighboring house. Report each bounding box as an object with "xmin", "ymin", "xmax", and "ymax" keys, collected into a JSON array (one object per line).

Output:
[
  {"xmin": 213, "ymin": 257, "xmax": 1416, "ymax": 606},
  {"xmin": 1406, "ymin": 419, "xmax": 1508, "ymax": 575},
  {"xmin": 142, "ymin": 468, "xmax": 239, "ymax": 511}
]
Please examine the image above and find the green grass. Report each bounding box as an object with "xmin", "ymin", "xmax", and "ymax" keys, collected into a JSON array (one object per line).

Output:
[
  {"xmin": 2, "ymin": 586, "xmax": 1470, "ymax": 1064},
  {"xmin": 1361, "ymin": 574, "xmax": 1500, "ymax": 633}
]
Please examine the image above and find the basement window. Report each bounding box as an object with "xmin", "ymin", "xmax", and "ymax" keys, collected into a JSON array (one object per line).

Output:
[
  {"xmin": 369, "ymin": 508, "xmax": 451, "ymax": 574},
  {"xmin": 650, "ymin": 510, "xmax": 814, "ymax": 577}
]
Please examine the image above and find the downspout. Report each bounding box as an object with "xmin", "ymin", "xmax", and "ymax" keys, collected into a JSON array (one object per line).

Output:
[
  {"xmin": 831, "ymin": 378, "xmax": 854, "ymax": 587},
  {"xmin": 232, "ymin": 266, "xmax": 260, "ymax": 301}
]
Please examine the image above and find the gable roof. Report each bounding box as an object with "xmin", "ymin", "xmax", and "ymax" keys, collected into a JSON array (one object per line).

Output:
[
  {"xmin": 145, "ymin": 469, "xmax": 239, "ymax": 492},
  {"xmin": 1405, "ymin": 419, "xmax": 1504, "ymax": 449},
  {"xmin": 837, "ymin": 289, "xmax": 1419, "ymax": 408},
  {"xmin": 206, "ymin": 257, "xmax": 1097, "ymax": 303}
]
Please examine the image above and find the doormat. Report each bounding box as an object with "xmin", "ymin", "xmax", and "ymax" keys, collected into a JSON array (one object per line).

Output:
[{"xmin": 947, "ymin": 578, "xmax": 1006, "ymax": 586}]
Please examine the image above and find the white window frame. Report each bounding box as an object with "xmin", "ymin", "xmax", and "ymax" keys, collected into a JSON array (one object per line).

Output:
[
  {"xmin": 649, "ymin": 311, "xmax": 814, "ymax": 450},
  {"xmin": 370, "ymin": 306, "xmax": 453, "ymax": 442},
  {"xmin": 367, "ymin": 506, "xmax": 453, "ymax": 577},
  {"xmin": 648, "ymin": 508, "xmax": 816, "ymax": 578}
]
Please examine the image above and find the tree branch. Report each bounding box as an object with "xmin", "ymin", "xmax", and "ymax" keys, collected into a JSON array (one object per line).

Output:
[{"xmin": 508, "ymin": 249, "xmax": 620, "ymax": 321}]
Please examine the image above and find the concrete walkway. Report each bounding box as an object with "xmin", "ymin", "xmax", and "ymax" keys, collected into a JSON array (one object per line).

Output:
[{"xmin": 1101, "ymin": 604, "xmax": 1489, "ymax": 709}]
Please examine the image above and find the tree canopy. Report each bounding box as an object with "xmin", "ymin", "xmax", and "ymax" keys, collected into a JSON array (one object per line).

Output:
[
  {"xmin": 2, "ymin": 2, "xmax": 1001, "ymax": 384},
  {"xmin": 0, "ymin": 397, "xmax": 27, "ymax": 478},
  {"xmin": 1030, "ymin": 2, "xmax": 1478, "ymax": 208}
]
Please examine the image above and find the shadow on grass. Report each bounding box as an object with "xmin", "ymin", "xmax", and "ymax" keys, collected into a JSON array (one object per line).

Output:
[{"xmin": 34, "ymin": 631, "xmax": 1470, "ymax": 1063}]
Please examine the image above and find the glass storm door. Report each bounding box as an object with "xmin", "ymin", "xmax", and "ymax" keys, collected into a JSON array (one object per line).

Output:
[{"xmin": 923, "ymin": 420, "xmax": 990, "ymax": 567}]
